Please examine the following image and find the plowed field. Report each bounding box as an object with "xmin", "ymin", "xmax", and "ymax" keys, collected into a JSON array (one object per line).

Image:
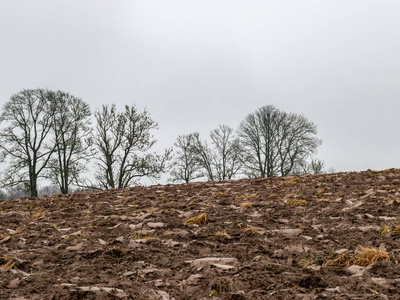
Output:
[{"xmin": 2, "ymin": 169, "xmax": 400, "ymax": 299}]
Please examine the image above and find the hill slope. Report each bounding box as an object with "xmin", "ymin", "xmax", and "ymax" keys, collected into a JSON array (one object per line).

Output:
[{"xmin": 2, "ymin": 169, "xmax": 400, "ymax": 299}]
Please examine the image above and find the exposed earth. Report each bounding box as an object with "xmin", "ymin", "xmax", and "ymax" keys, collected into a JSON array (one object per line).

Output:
[{"xmin": 2, "ymin": 169, "xmax": 400, "ymax": 299}]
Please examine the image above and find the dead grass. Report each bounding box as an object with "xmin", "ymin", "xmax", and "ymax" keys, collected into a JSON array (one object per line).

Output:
[
  {"xmin": 212, "ymin": 191, "xmax": 229, "ymax": 199},
  {"xmin": 381, "ymin": 226, "xmax": 392, "ymax": 236},
  {"xmin": 285, "ymin": 199, "xmax": 309, "ymax": 207},
  {"xmin": 129, "ymin": 232, "xmax": 157, "ymax": 239},
  {"xmin": 27, "ymin": 204, "xmax": 46, "ymax": 211},
  {"xmin": 323, "ymin": 246, "xmax": 390, "ymax": 267},
  {"xmin": 380, "ymin": 226, "xmax": 400, "ymax": 236},
  {"xmin": 0, "ymin": 256, "xmax": 16, "ymax": 271},
  {"xmin": 353, "ymin": 246, "xmax": 390, "ymax": 266},
  {"xmin": 240, "ymin": 202, "xmax": 254, "ymax": 209},
  {"xmin": 299, "ymin": 255, "xmax": 319, "ymax": 268},
  {"xmin": 243, "ymin": 226, "xmax": 264, "ymax": 232},
  {"xmin": 315, "ymin": 190, "xmax": 325, "ymax": 197},
  {"xmin": 15, "ymin": 226, "xmax": 24, "ymax": 232},
  {"xmin": 32, "ymin": 211, "xmax": 46, "ymax": 219},
  {"xmin": 184, "ymin": 213, "xmax": 208, "ymax": 225},
  {"xmin": 215, "ymin": 231, "xmax": 230, "ymax": 238},
  {"xmin": 280, "ymin": 178, "xmax": 301, "ymax": 187},
  {"xmin": 323, "ymin": 252, "xmax": 353, "ymax": 267},
  {"xmin": 318, "ymin": 198, "xmax": 331, "ymax": 202},
  {"xmin": 391, "ymin": 226, "xmax": 400, "ymax": 236}
]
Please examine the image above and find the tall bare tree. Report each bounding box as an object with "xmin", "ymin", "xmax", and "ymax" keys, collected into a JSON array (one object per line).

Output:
[
  {"xmin": 209, "ymin": 125, "xmax": 242, "ymax": 180},
  {"xmin": 192, "ymin": 132, "xmax": 215, "ymax": 181},
  {"xmin": 170, "ymin": 134, "xmax": 203, "ymax": 183},
  {"xmin": 189, "ymin": 125, "xmax": 242, "ymax": 181},
  {"xmin": 46, "ymin": 91, "xmax": 93, "ymax": 194},
  {"xmin": 93, "ymin": 104, "xmax": 171, "ymax": 189},
  {"xmin": 238, "ymin": 105, "xmax": 321, "ymax": 177},
  {"xmin": 0, "ymin": 89, "xmax": 55, "ymax": 197}
]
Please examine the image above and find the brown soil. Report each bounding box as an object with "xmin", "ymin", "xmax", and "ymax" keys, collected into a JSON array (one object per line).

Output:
[{"xmin": 2, "ymin": 169, "xmax": 400, "ymax": 299}]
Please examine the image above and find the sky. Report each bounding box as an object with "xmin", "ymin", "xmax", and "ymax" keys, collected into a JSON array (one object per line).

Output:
[{"xmin": 1, "ymin": 0, "xmax": 400, "ymax": 178}]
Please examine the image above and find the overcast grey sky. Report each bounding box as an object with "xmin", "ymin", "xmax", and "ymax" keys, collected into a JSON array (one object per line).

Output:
[{"xmin": 1, "ymin": 0, "xmax": 400, "ymax": 174}]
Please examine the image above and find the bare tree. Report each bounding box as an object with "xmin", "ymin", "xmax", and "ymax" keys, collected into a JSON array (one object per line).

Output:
[
  {"xmin": 46, "ymin": 91, "xmax": 94, "ymax": 194},
  {"xmin": 170, "ymin": 134, "xmax": 203, "ymax": 183},
  {"xmin": 93, "ymin": 104, "xmax": 171, "ymax": 189},
  {"xmin": 0, "ymin": 89, "xmax": 55, "ymax": 197},
  {"xmin": 293, "ymin": 158, "xmax": 335, "ymax": 175},
  {"xmin": 192, "ymin": 132, "xmax": 215, "ymax": 181},
  {"xmin": 275, "ymin": 112, "xmax": 322, "ymax": 176},
  {"xmin": 190, "ymin": 125, "xmax": 242, "ymax": 181},
  {"xmin": 238, "ymin": 105, "xmax": 321, "ymax": 178},
  {"xmin": 209, "ymin": 125, "xmax": 242, "ymax": 180}
]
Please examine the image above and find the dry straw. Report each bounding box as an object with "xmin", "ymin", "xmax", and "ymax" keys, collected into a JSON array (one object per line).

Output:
[{"xmin": 184, "ymin": 213, "xmax": 208, "ymax": 225}]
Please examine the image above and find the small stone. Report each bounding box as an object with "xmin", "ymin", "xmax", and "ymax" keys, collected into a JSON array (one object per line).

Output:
[
  {"xmin": 8, "ymin": 278, "xmax": 20, "ymax": 288},
  {"xmin": 307, "ymin": 264, "xmax": 321, "ymax": 271},
  {"xmin": 379, "ymin": 216, "xmax": 396, "ymax": 221},
  {"xmin": 211, "ymin": 263, "xmax": 235, "ymax": 270},
  {"xmin": 129, "ymin": 223, "xmax": 143, "ymax": 230},
  {"xmin": 128, "ymin": 240, "xmax": 141, "ymax": 248},
  {"xmin": 115, "ymin": 236, "xmax": 124, "ymax": 243},
  {"xmin": 325, "ymin": 286, "xmax": 342, "ymax": 293},
  {"xmin": 277, "ymin": 219, "xmax": 290, "ymax": 224},
  {"xmin": 335, "ymin": 249, "xmax": 348, "ymax": 255},
  {"xmin": 162, "ymin": 239, "xmax": 180, "ymax": 247},
  {"xmin": 134, "ymin": 239, "xmax": 148, "ymax": 244},
  {"xmin": 186, "ymin": 257, "xmax": 238, "ymax": 268},
  {"xmin": 66, "ymin": 243, "xmax": 83, "ymax": 251},
  {"xmin": 370, "ymin": 277, "xmax": 389, "ymax": 288},
  {"xmin": 186, "ymin": 274, "xmax": 204, "ymax": 285},
  {"xmin": 70, "ymin": 277, "xmax": 80, "ymax": 284},
  {"xmin": 379, "ymin": 243, "xmax": 387, "ymax": 251},
  {"xmin": 60, "ymin": 283, "xmax": 77, "ymax": 287},
  {"xmin": 147, "ymin": 222, "xmax": 165, "ymax": 228},
  {"xmin": 142, "ymin": 268, "xmax": 158, "ymax": 274},
  {"xmin": 376, "ymin": 190, "xmax": 388, "ymax": 194},
  {"xmin": 359, "ymin": 225, "xmax": 380, "ymax": 232},
  {"xmin": 98, "ymin": 239, "xmax": 108, "ymax": 245},
  {"xmin": 79, "ymin": 286, "xmax": 101, "ymax": 292},
  {"xmin": 347, "ymin": 265, "xmax": 366, "ymax": 277}
]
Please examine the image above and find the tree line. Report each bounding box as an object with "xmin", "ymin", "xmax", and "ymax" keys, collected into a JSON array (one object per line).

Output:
[{"xmin": 0, "ymin": 88, "xmax": 331, "ymax": 199}]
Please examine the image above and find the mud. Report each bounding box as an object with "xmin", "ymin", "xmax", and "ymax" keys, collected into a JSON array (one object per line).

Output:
[{"xmin": 2, "ymin": 169, "xmax": 400, "ymax": 299}]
